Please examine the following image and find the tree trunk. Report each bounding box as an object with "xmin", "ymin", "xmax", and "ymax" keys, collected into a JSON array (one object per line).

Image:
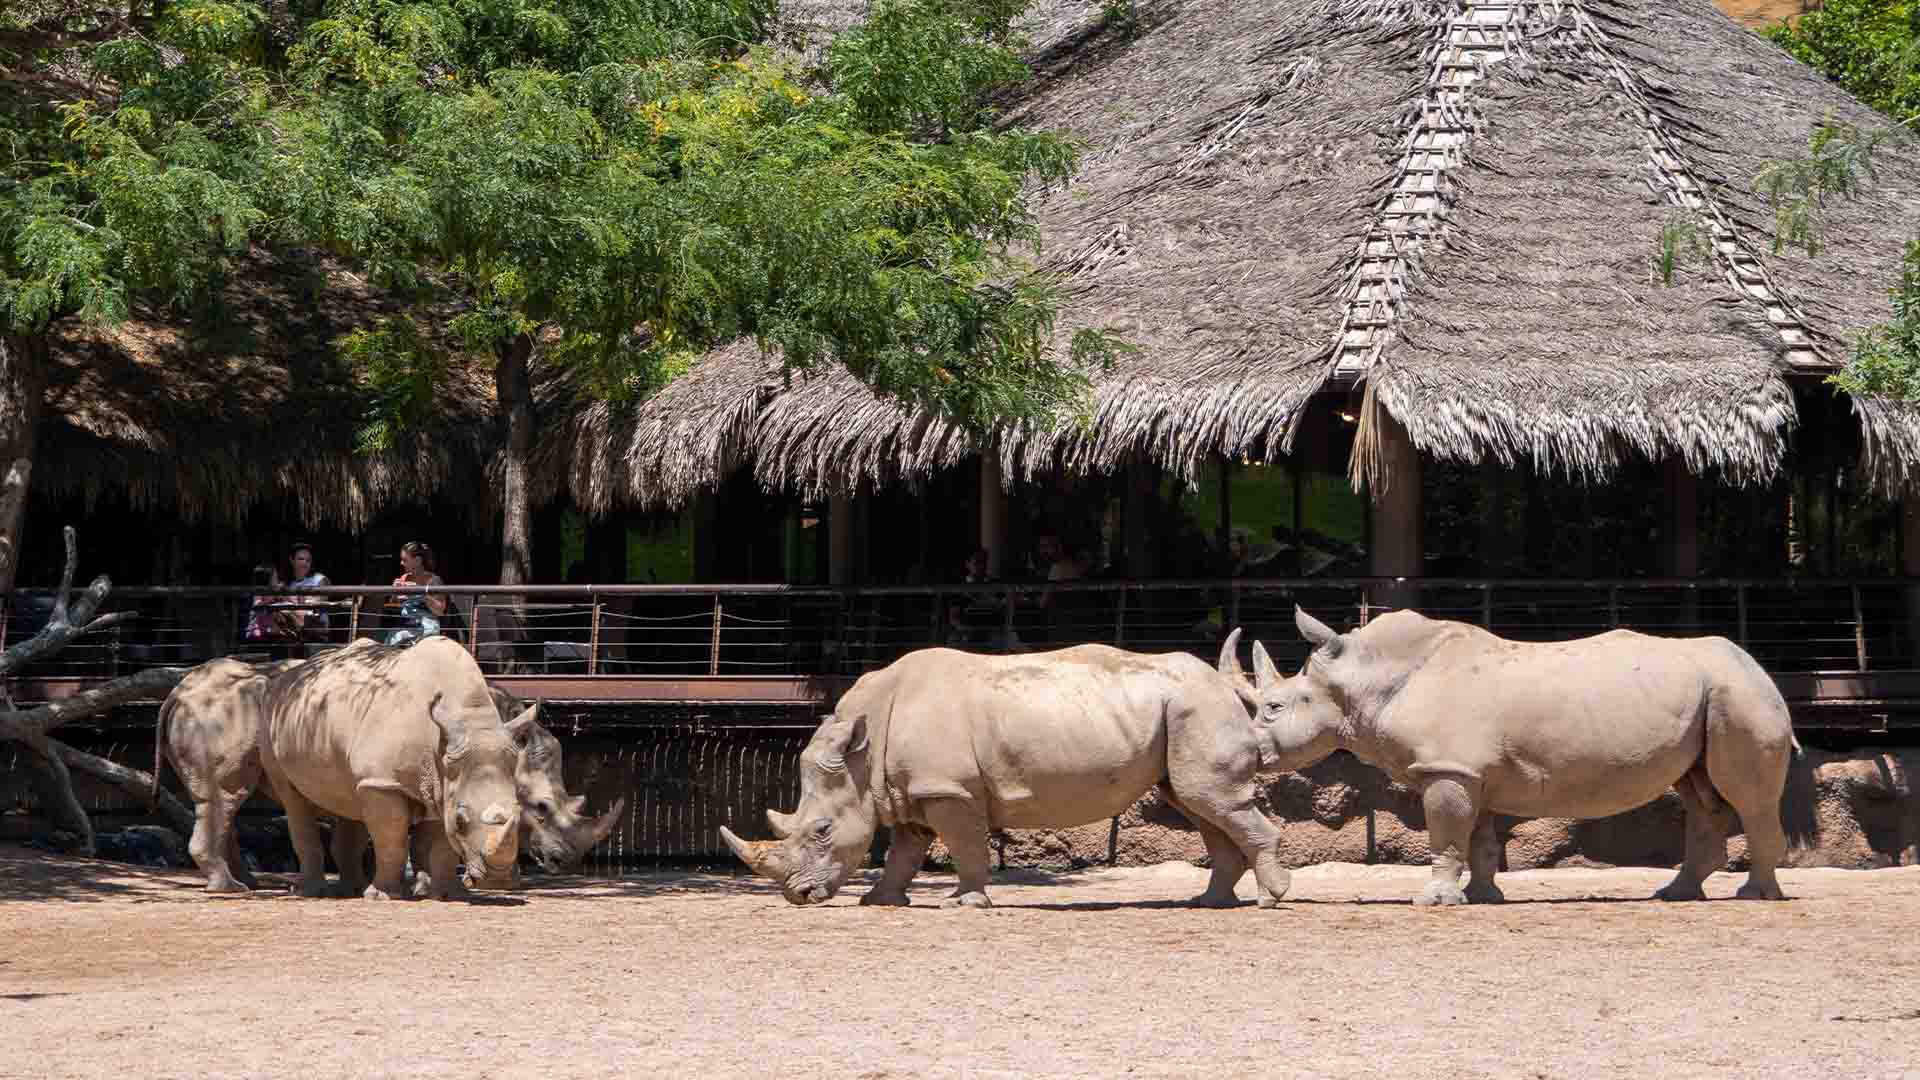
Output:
[
  {"xmin": 0, "ymin": 331, "xmax": 47, "ymax": 598},
  {"xmin": 495, "ymin": 332, "xmax": 535, "ymax": 589}
]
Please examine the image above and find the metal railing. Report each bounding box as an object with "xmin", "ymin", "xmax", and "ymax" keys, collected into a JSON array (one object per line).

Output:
[{"xmin": 6, "ymin": 576, "xmax": 1920, "ymax": 682}]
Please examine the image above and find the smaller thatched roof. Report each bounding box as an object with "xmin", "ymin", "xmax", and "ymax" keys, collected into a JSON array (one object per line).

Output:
[{"xmin": 42, "ymin": 248, "xmax": 497, "ymax": 529}]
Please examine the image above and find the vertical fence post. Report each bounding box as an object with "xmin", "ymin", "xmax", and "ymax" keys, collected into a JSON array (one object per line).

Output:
[
  {"xmin": 1736, "ymin": 585, "xmax": 1748, "ymax": 648},
  {"xmin": 1114, "ymin": 585, "xmax": 1127, "ymax": 646},
  {"xmin": 1480, "ymin": 583, "xmax": 1493, "ymax": 629},
  {"xmin": 1003, "ymin": 585, "xmax": 1016, "ymax": 652},
  {"xmin": 1228, "ymin": 580, "xmax": 1241, "ymax": 633},
  {"xmin": 348, "ymin": 595, "xmax": 361, "ymax": 643},
  {"xmin": 1853, "ymin": 585, "xmax": 1868, "ymax": 672},
  {"xmin": 587, "ymin": 594, "xmax": 601, "ymax": 676},
  {"xmin": 462, "ymin": 592, "xmax": 478, "ymax": 656},
  {"xmin": 709, "ymin": 593, "xmax": 723, "ymax": 676}
]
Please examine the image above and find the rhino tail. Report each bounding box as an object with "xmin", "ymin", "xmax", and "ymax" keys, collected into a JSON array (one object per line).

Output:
[{"xmin": 151, "ymin": 691, "xmax": 176, "ymax": 813}]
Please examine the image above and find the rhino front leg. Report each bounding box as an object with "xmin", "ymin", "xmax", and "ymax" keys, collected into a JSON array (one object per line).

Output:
[
  {"xmin": 921, "ymin": 800, "xmax": 994, "ymax": 909},
  {"xmin": 355, "ymin": 789, "xmax": 414, "ymax": 900},
  {"xmin": 1413, "ymin": 773, "xmax": 1478, "ymax": 907},
  {"xmin": 1464, "ymin": 811, "xmax": 1505, "ymax": 904},
  {"xmin": 859, "ymin": 824, "xmax": 933, "ymax": 907},
  {"xmin": 413, "ymin": 826, "xmax": 468, "ymax": 901},
  {"xmin": 330, "ymin": 819, "xmax": 371, "ymax": 897}
]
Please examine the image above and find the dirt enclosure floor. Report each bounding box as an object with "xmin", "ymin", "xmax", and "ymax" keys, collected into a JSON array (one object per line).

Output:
[{"xmin": 2, "ymin": 847, "xmax": 1917, "ymax": 1080}]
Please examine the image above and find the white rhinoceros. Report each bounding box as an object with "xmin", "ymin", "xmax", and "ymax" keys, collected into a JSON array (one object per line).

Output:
[
  {"xmin": 720, "ymin": 643, "xmax": 1294, "ymax": 909},
  {"xmin": 1230, "ymin": 607, "xmax": 1801, "ymax": 906},
  {"xmin": 155, "ymin": 653, "xmax": 622, "ymax": 894}
]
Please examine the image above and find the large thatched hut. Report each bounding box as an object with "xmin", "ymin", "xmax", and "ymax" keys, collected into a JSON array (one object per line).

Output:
[{"xmin": 518, "ymin": 0, "xmax": 1920, "ymax": 603}]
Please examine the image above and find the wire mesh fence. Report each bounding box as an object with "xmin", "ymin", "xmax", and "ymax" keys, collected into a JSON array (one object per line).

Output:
[{"xmin": 8, "ymin": 578, "xmax": 1920, "ymax": 684}]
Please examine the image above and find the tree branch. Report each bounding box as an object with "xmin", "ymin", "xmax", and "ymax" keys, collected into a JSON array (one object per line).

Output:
[
  {"xmin": 21, "ymin": 740, "xmax": 95, "ymax": 855},
  {"xmin": 53, "ymin": 737, "xmax": 195, "ymax": 837},
  {"xmin": 0, "ymin": 665, "xmax": 187, "ymax": 744},
  {"xmin": 0, "ymin": 526, "xmax": 118, "ymax": 679}
]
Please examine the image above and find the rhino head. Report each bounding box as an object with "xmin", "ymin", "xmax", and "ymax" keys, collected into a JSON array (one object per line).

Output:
[
  {"xmin": 719, "ymin": 711, "xmax": 875, "ymax": 905},
  {"xmin": 429, "ymin": 694, "xmax": 536, "ymax": 890},
  {"xmin": 514, "ymin": 718, "xmax": 625, "ymax": 873},
  {"xmin": 1216, "ymin": 609, "xmax": 1349, "ymax": 771}
]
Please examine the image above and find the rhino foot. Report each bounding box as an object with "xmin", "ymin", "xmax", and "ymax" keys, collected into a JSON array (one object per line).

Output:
[
  {"xmin": 1654, "ymin": 879, "xmax": 1706, "ymax": 902},
  {"xmin": 1413, "ymin": 883, "xmax": 1468, "ymax": 907},
  {"xmin": 362, "ymin": 884, "xmax": 396, "ymax": 901},
  {"xmin": 292, "ymin": 878, "xmax": 329, "ymax": 899},
  {"xmin": 1735, "ymin": 880, "xmax": 1787, "ymax": 901},
  {"xmin": 204, "ymin": 875, "xmax": 252, "ymax": 895},
  {"xmin": 1189, "ymin": 891, "xmax": 1241, "ymax": 909},
  {"xmin": 1464, "ymin": 883, "xmax": 1506, "ymax": 904},
  {"xmin": 858, "ymin": 891, "xmax": 911, "ymax": 907},
  {"xmin": 942, "ymin": 891, "xmax": 992, "ymax": 910},
  {"xmin": 1255, "ymin": 893, "xmax": 1285, "ymax": 910}
]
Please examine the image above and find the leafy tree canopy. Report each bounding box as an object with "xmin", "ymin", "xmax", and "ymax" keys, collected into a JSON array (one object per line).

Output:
[{"xmin": 2, "ymin": 0, "xmax": 1116, "ymax": 446}]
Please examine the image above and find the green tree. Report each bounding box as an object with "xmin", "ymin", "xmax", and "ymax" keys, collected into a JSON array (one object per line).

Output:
[
  {"xmin": 263, "ymin": 0, "xmax": 1112, "ymax": 586},
  {"xmin": 0, "ymin": 0, "xmax": 269, "ymax": 593},
  {"xmin": 1765, "ymin": 0, "xmax": 1920, "ymax": 122}
]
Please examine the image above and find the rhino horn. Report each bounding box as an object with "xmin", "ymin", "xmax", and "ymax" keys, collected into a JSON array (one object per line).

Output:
[
  {"xmin": 766, "ymin": 808, "xmax": 800, "ymax": 839},
  {"xmin": 1251, "ymin": 639, "xmax": 1282, "ymax": 690},
  {"xmin": 719, "ymin": 826, "xmax": 785, "ymax": 879},
  {"xmin": 1294, "ymin": 606, "xmax": 1344, "ymax": 657},
  {"xmin": 1217, "ymin": 627, "xmax": 1257, "ymax": 706},
  {"xmin": 588, "ymin": 797, "xmax": 626, "ymax": 846}
]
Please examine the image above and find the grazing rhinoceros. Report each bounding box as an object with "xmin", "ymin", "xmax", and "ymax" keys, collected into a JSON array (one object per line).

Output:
[
  {"xmin": 719, "ymin": 642, "xmax": 1293, "ymax": 909},
  {"xmin": 317, "ymin": 688, "xmax": 623, "ymax": 884},
  {"xmin": 1229, "ymin": 607, "xmax": 1800, "ymax": 906},
  {"xmin": 155, "ymin": 648, "xmax": 622, "ymax": 894}
]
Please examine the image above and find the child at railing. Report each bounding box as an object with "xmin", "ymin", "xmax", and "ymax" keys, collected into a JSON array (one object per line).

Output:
[{"xmin": 242, "ymin": 564, "xmax": 303, "ymax": 657}]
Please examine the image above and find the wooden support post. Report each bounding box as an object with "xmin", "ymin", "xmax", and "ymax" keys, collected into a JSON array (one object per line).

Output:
[
  {"xmin": 348, "ymin": 595, "xmax": 362, "ymax": 643},
  {"xmin": 979, "ymin": 455, "xmax": 1006, "ymax": 578},
  {"xmin": 829, "ymin": 491, "xmax": 855, "ymax": 586},
  {"xmin": 1904, "ymin": 497, "xmax": 1920, "ymax": 667},
  {"xmin": 1125, "ymin": 457, "xmax": 1154, "ymax": 578},
  {"xmin": 1367, "ymin": 408, "xmax": 1423, "ymax": 613},
  {"xmin": 708, "ymin": 594, "xmax": 723, "ymax": 675},
  {"xmin": 1480, "ymin": 584, "xmax": 1493, "ymax": 630},
  {"xmin": 587, "ymin": 596, "xmax": 601, "ymax": 675},
  {"xmin": 1662, "ymin": 458, "xmax": 1700, "ymax": 631},
  {"xmin": 1853, "ymin": 585, "xmax": 1868, "ymax": 672},
  {"xmin": 1114, "ymin": 586, "xmax": 1127, "ymax": 645}
]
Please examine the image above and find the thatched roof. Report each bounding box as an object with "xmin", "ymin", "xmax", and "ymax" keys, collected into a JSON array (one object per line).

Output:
[
  {"xmin": 540, "ymin": 0, "xmax": 1920, "ymax": 509},
  {"xmin": 42, "ymin": 248, "xmax": 496, "ymax": 528}
]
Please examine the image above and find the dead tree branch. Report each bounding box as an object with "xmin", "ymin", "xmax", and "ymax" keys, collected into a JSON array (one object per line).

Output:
[
  {"xmin": 1, "ymin": 526, "xmax": 190, "ymax": 853},
  {"xmin": 53, "ymin": 737, "xmax": 194, "ymax": 836}
]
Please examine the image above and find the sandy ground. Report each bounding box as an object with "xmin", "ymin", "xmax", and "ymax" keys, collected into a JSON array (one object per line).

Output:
[{"xmin": 2, "ymin": 847, "xmax": 1917, "ymax": 1080}]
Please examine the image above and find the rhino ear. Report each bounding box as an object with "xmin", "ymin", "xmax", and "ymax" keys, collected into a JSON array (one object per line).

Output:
[
  {"xmin": 503, "ymin": 701, "xmax": 541, "ymax": 744},
  {"xmin": 1294, "ymin": 606, "xmax": 1344, "ymax": 659},
  {"xmin": 1251, "ymin": 640, "xmax": 1282, "ymax": 691},
  {"xmin": 428, "ymin": 692, "xmax": 466, "ymax": 757},
  {"xmin": 819, "ymin": 712, "xmax": 868, "ymax": 768}
]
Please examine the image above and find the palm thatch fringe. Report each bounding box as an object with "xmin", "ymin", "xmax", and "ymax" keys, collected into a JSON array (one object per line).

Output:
[
  {"xmin": 1852, "ymin": 395, "xmax": 1920, "ymax": 496},
  {"xmin": 526, "ymin": 339, "xmax": 776, "ymax": 514},
  {"xmin": 41, "ymin": 249, "xmax": 497, "ymax": 529}
]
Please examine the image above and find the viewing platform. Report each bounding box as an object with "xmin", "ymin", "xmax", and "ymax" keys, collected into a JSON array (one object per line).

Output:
[{"xmin": 8, "ymin": 578, "xmax": 1920, "ymax": 736}]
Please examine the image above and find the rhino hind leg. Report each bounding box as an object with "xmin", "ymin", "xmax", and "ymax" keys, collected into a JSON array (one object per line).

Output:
[
  {"xmin": 920, "ymin": 800, "xmax": 994, "ymax": 909},
  {"xmin": 858, "ymin": 825, "xmax": 934, "ymax": 907},
  {"xmin": 276, "ymin": 784, "xmax": 333, "ymax": 899},
  {"xmin": 1159, "ymin": 784, "xmax": 1249, "ymax": 908},
  {"xmin": 1655, "ymin": 769, "xmax": 1731, "ymax": 902},
  {"xmin": 190, "ymin": 789, "xmax": 253, "ymax": 894}
]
